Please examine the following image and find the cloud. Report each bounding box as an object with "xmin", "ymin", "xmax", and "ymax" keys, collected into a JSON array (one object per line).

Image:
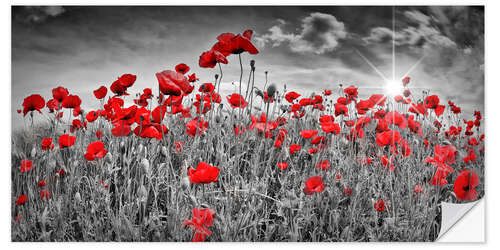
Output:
[
  {"xmin": 363, "ymin": 10, "xmax": 456, "ymax": 49},
  {"xmin": 14, "ymin": 6, "xmax": 66, "ymax": 24},
  {"xmin": 256, "ymin": 12, "xmax": 347, "ymax": 54}
]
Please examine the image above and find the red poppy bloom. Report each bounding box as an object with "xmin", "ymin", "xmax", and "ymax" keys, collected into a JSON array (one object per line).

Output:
[
  {"xmin": 110, "ymin": 79, "xmax": 130, "ymax": 96},
  {"xmin": 175, "ymin": 141, "xmax": 183, "ymax": 153},
  {"xmin": 93, "ymin": 86, "xmax": 108, "ymax": 99},
  {"xmin": 199, "ymin": 83, "xmax": 215, "ymax": 93},
  {"xmin": 199, "ymin": 49, "xmax": 229, "ymax": 68},
  {"xmin": 434, "ymin": 105, "xmax": 446, "ymax": 116},
  {"xmin": 356, "ymin": 99, "xmax": 374, "ymax": 114},
  {"xmin": 61, "ymin": 95, "xmax": 82, "ymax": 109},
  {"xmin": 37, "ymin": 180, "xmax": 46, "ymax": 187},
  {"xmin": 384, "ymin": 111, "xmax": 407, "ymax": 129},
  {"xmin": 403, "ymin": 89, "xmax": 411, "ymax": 97},
  {"xmin": 303, "ymin": 176, "xmax": 326, "ymax": 195},
  {"xmin": 86, "ymin": 110, "xmax": 99, "ymax": 122},
  {"xmin": 211, "ymin": 30, "xmax": 259, "ymax": 56},
  {"xmin": 111, "ymin": 121, "xmax": 132, "ymax": 137},
  {"xmin": 376, "ymin": 130, "xmax": 401, "ymax": 147},
  {"xmin": 344, "ymin": 85, "xmax": 358, "ymax": 99},
  {"xmin": 58, "ymin": 134, "xmax": 76, "ymax": 148},
  {"xmin": 175, "ymin": 63, "xmax": 190, "ymax": 74},
  {"xmin": 374, "ymin": 200, "xmax": 386, "ymax": 212},
  {"xmin": 46, "ymin": 99, "xmax": 59, "ymax": 112},
  {"xmin": 424, "ymin": 95, "xmax": 440, "ymax": 109},
  {"xmin": 380, "ymin": 155, "xmax": 395, "ymax": 171},
  {"xmin": 402, "ymin": 76, "xmax": 410, "ymax": 86},
  {"xmin": 321, "ymin": 121, "xmax": 340, "ymax": 134},
  {"xmin": 189, "ymin": 162, "xmax": 220, "ymax": 184},
  {"xmin": 16, "ymin": 194, "xmax": 27, "ymax": 206},
  {"xmin": 285, "ymin": 91, "xmax": 301, "ymax": 103},
  {"xmin": 289, "ymin": 144, "xmax": 301, "ymax": 155},
  {"xmin": 414, "ymin": 184, "xmax": 422, "ymax": 194},
  {"xmin": 308, "ymin": 148, "xmax": 319, "ymax": 154},
  {"xmin": 344, "ymin": 187, "xmax": 352, "ymax": 195},
  {"xmin": 41, "ymin": 138, "xmax": 54, "ymax": 150},
  {"xmin": 182, "ymin": 207, "xmax": 215, "ymax": 242},
  {"xmin": 316, "ymin": 160, "xmax": 331, "ymax": 170},
  {"xmin": 52, "ymin": 86, "xmax": 69, "ymax": 103},
  {"xmin": 369, "ymin": 94, "xmax": 386, "ymax": 106},
  {"xmin": 324, "ymin": 89, "xmax": 332, "ymax": 96},
  {"xmin": 117, "ymin": 73, "xmax": 136, "ymax": 88},
  {"xmin": 226, "ymin": 94, "xmax": 248, "ymax": 109},
  {"xmin": 277, "ymin": 162, "xmax": 288, "ymax": 170},
  {"xmin": 300, "ymin": 129, "xmax": 318, "ymax": 139},
  {"xmin": 40, "ymin": 190, "xmax": 51, "ymax": 200},
  {"xmin": 96, "ymin": 130, "xmax": 103, "ymax": 139},
  {"xmin": 20, "ymin": 160, "xmax": 33, "ymax": 172},
  {"xmin": 453, "ymin": 170, "xmax": 480, "ymax": 200},
  {"xmin": 186, "ymin": 117, "xmax": 209, "ymax": 137},
  {"xmin": 22, "ymin": 94, "xmax": 45, "ymax": 116},
  {"xmin": 84, "ymin": 141, "xmax": 107, "ymax": 161},
  {"xmin": 394, "ymin": 95, "xmax": 404, "ymax": 103},
  {"xmin": 156, "ymin": 70, "xmax": 193, "ymax": 96}
]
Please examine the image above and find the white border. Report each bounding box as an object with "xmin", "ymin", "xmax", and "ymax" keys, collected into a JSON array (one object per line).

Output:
[{"xmin": 3, "ymin": 0, "xmax": 496, "ymax": 248}]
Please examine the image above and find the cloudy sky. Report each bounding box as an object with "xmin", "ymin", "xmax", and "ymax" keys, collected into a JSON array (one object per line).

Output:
[{"xmin": 11, "ymin": 6, "xmax": 484, "ymax": 128}]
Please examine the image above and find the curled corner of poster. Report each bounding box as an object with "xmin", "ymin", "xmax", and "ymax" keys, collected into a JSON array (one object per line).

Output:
[{"xmin": 437, "ymin": 198, "xmax": 484, "ymax": 242}]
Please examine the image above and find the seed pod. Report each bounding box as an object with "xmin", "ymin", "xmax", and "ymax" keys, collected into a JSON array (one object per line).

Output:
[
  {"xmin": 266, "ymin": 84, "xmax": 277, "ymax": 99},
  {"xmin": 30, "ymin": 147, "xmax": 36, "ymax": 158},
  {"xmin": 74, "ymin": 191, "xmax": 82, "ymax": 203},
  {"xmin": 104, "ymin": 153, "xmax": 113, "ymax": 164},
  {"xmin": 140, "ymin": 158, "xmax": 150, "ymax": 175},
  {"xmin": 160, "ymin": 146, "xmax": 168, "ymax": 157},
  {"xmin": 181, "ymin": 176, "xmax": 191, "ymax": 191}
]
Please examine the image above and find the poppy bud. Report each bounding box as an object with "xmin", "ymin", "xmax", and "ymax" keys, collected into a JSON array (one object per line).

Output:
[
  {"xmin": 120, "ymin": 141, "xmax": 126, "ymax": 153},
  {"xmin": 74, "ymin": 191, "xmax": 82, "ymax": 203},
  {"xmin": 250, "ymin": 60, "xmax": 255, "ymax": 68},
  {"xmin": 140, "ymin": 158, "xmax": 150, "ymax": 175},
  {"xmin": 215, "ymin": 115, "xmax": 221, "ymax": 123},
  {"xmin": 215, "ymin": 74, "xmax": 219, "ymax": 80},
  {"xmin": 160, "ymin": 146, "xmax": 168, "ymax": 157},
  {"xmin": 266, "ymin": 84, "xmax": 276, "ymax": 99},
  {"xmin": 30, "ymin": 147, "xmax": 36, "ymax": 158},
  {"xmin": 104, "ymin": 152, "xmax": 113, "ymax": 164},
  {"xmin": 181, "ymin": 176, "xmax": 191, "ymax": 191}
]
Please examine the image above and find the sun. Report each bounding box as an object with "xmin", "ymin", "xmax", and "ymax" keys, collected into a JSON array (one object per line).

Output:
[{"xmin": 384, "ymin": 80, "xmax": 403, "ymax": 97}]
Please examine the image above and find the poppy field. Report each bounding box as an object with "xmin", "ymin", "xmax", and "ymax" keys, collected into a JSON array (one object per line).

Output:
[{"xmin": 11, "ymin": 29, "xmax": 484, "ymax": 242}]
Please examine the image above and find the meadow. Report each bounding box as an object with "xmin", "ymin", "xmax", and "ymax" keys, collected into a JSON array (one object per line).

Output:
[{"xmin": 11, "ymin": 29, "xmax": 484, "ymax": 242}]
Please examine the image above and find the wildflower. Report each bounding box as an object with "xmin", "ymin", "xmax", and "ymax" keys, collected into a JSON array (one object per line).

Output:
[
  {"xmin": 316, "ymin": 160, "xmax": 331, "ymax": 170},
  {"xmin": 58, "ymin": 134, "xmax": 76, "ymax": 149},
  {"xmin": 182, "ymin": 208, "xmax": 215, "ymax": 242},
  {"xmin": 84, "ymin": 141, "xmax": 107, "ymax": 161},
  {"xmin": 300, "ymin": 129, "xmax": 318, "ymax": 139},
  {"xmin": 22, "ymin": 94, "xmax": 45, "ymax": 116},
  {"xmin": 303, "ymin": 176, "xmax": 326, "ymax": 195},
  {"xmin": 188, "ymin": 162, "xmax": 220, "ymax": 184},
  {"xmin": 175, "ymin": 63, "xmax": 190, "ymax": 74},
  {"xmin": 41, "ymin": 138, "xmax": 54, "ymax": 150},
  {"xmin": 20, "ymin": 160, "xmax": 33, "ymax": 172},
  {"xmin": 93, "ymin": 86, "xmax": 108, "ymax": 99},
  {"xmin": 16, "ymin": 194, "xmax": 27, "ymax": 206},
  {"xmin": 453, "ymin": 170, "xmax": 480, "ymax": 200},
  {"xmin": 374, "ymin": 200, "xmax": 386, "ymax": 212},
  {"xmin": 277, "ymin": 162, "xmax": 288, "ymax": 170},
  {"xmin": 226, "ymin": 94, "xmax": 248, "ymax": 109}
]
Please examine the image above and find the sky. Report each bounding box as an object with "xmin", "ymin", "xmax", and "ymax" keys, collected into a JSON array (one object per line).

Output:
[{"xmin": 11, "ymin": 6, "xmax": 484, "ymax": 129}]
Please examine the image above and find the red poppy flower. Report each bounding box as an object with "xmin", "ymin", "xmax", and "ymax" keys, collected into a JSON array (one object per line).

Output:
[
  {"xmin": 175, "ymin": 141, "xmax": 183, "ymax": 153},
  {"xmin": 20, "ymin": 160, "xmax": 33, "ymax": 172},
  {"xmin": 175, "ymin": 63, "xmax": 190, "ymax": 74},
  {"xmin": 16, "ymin": 194, "xmax": 27, "ymax": 206},
  {"xmin": 321, "ymin": 121, "xmax": 340, "ymax": 134},
  {"xmin": 403, "ymin": 89, "xmax": 411, "ymax": 97},
  {"xmin": 434, "ymin": 105, "xmax": 445, "ymax": 116},
  {"xmin": 375, "ymin": 130, "xmax": 401, "ymax": 147},
  {"xmin": 61, "ymin": 95, "xmax": 81, "ymax": 109},
  {"xmin": 414, "ymin": 184, "xmax": 422, "ymax": 194},
  {"xmin": 303, "ymin": 176, "xmax": 326, "ymax": 195},
  {"xmin": 110, "ymin": 79, "xmax": 129, "ymax": 96},
  {"xmin": 199, "ymin": 49, "xmax": 229, "ymax": 68},
  {"xmin": 430, "ymin": 168, "xmax": 450, "ymax": 186},
  {"xmin": 300, "ymin": 129, "xmax": 318, "ymax": 139},
  {"xmin": 186, "ymin": 117, "xmax": 209, "ymax": 137},
  {"xmin": 84, "ymin": 141, "xmax": 107, "ymax": 161},
  {"xmin": 86, "ymin": 111, "xmax": 99, "ymax": 122},
  {"xmin": 117, "ymin": 73, "xmax": 137, "ymax": 88},
  {"xmin": 40, "ymin": 190, "xmax": 51, "ymax": 200},
  {"xmin": 285, "ymin": 91, "xmax": 301, "ymax": 103},
  {"xmin": 37, "ymin": 180, "xmax": 46, "ymax": 187},
  {"xmin": 409, "ymin": 102, "xmax": 428, "ymax": 116},
  {"xmin": 211, "ymin": 30, "xmax": 259, "ymax": 56},
  {"xmin": 111, "ymin": 121, "xmax": 132, "ymax": 137},
  {"xmin": 156, "ymin": 70, "xmax": 193, "ymax": 96},
  {"xmin": 41, "ymin": 138, "xmax": 54, "ymax": 150},
  {"xmin": 324, "ymin": 89, "xmax": 332, "ymax": 96},
  {"xmin": 424, "ymin": 95, "xmax": 440, "ymax": 109},
  {"xmin": 51, "ymin": 87, "xmax": 68, "ymax": 102},
  {"xmin": 226, "ymin": 94, "xmax": 248, "ymax": 109},
  {"xmin": 188, "ymin": 73, "xmax": 199, "ymax": 82},
  {"xmin": 22, "ymin": 94, "xmax": 45, "ymax": 116},
  {"xmin": 58, "ymin": 134, "xmax": 76, "ymax": 148},
  {"xmin": 308, "ymin": 147, "xmax": 319, "ymax": 154},
  {"xmin": 453, "ymin": 170, "xmax": 479, "ymax": 200},
  {"xmin": 289, "ymin": 144, "xmax": 301, "ymax": 155},
  {"xmin": 189, "ymin": 162, "xmax": 220, "ymax": 184},
  {"xmin": 345, "ymin": 120, "xmax": 355, "ymax": 127},
  {"xmin": 374, "ymin": 200, "xmax": 386, "ymax": 212},
  {"xmin": 134, "ymin": 124, "xmax": 167, "ymax": 140},
  {"xmin": 316, "ymin": 160, "xmax": 331, "ymax": 170},
  {"xmin": 356, "ymin": 99, "xmax": 374, "ymax": 114},
  {"xmin": 402, "ymin": 76, "xmax": 410, "ymax": 86},
  {"xmin": 381, "ymin": 155, "xmax": 395, "ymax": 171},
  {"xmin": 199, "ymin": 83, "xmax": 215, "ymax": 93},
  {"xmin": 93, "ymin": 86, "xmax": 108, "ymax": 99},
  {"xmin": 182, "ymin": 207, "xmax": 215, "ymax": 242},
  {"xmin": 46, "ymin": 99, "xmax": 59, "ymax": 112},
  {"xmin": 344, "ymin": 187, "xmax": 352, "ymax": 196},
  {"xmin": 384, "ymin": 111, "xmax": 407, "ymax": 129},
  {"xmin": 277, "ymin": 162, "xmax": 288, "ymax": 170},
  {"xmin": 96, "ymin": 130, "xmax": 103, "ymax": 139},
  {"xmin": 369, "ymin": 94, "xmax": 386, "ymax": 106},
  {"xmin": 344, "ymin": 85, "xmax": 358, "ymax": 99},
  {"xmin": 394, "ymin": 95, "xmax": 404, "ymax": 103}
]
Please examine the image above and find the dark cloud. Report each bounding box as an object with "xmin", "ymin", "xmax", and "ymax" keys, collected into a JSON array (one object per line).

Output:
[
  {"xmin": 256, "ymin": 12, "xmax": 347, "ymax": 54},
  {"xmin": 12, "ymin": 6, "xmax": 66, "ymax": 24}
]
